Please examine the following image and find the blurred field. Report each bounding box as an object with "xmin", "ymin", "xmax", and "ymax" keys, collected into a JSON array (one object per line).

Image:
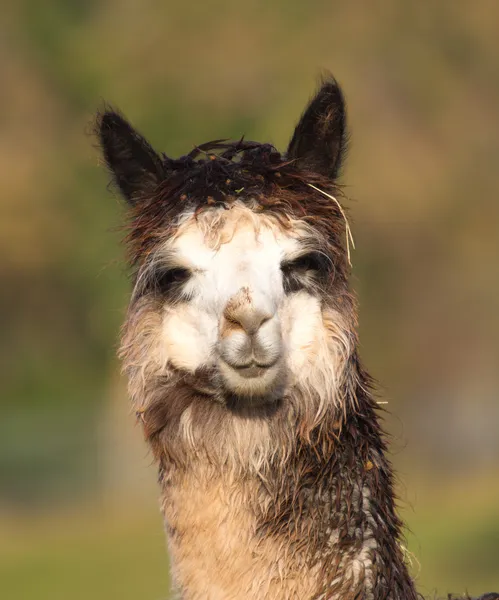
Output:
[
  {"xmin": 1, "ymin": 0, "xmax": 498, "ymax": 597},
  {"xmin": 0, "ymin": 508, "xmax": 169, "ymax": 600},
  {"xmin": 402, "ymin": 476, "xmax": 499, "ymax": 597}
]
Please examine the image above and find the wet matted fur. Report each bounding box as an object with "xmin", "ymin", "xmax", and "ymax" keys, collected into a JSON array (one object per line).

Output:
[{"xmin": 96, "ymin": 78, "xmax": 497, "ymax": 600}]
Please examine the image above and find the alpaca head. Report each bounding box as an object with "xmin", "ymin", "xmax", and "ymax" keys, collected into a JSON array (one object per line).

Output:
[{"xmin": 97, "ymin": 79, "xmax": 355, "ymax": 450}]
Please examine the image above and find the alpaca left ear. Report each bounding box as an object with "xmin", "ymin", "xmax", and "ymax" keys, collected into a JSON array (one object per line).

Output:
[
  {"xmin": 287, "ymin": 77, "xmax": 347, "ymax": 179},
  {"xmin": 96, "ymin": 110, "xmax": 166, "ymax": 205}
]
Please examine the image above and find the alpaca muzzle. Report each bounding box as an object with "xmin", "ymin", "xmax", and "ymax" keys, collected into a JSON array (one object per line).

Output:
[{"xmin": 219, "ymin": 287, "xmax": 282, "ymax": 372}]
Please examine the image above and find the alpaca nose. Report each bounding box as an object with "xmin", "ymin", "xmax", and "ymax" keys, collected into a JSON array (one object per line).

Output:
[
  {"xmin": 226, "ymin": 306, "xmax": 270, "ymax": 336},
  {"xmin": 223, "ymin": 288, "xmax": 272, "ymax": 336}
]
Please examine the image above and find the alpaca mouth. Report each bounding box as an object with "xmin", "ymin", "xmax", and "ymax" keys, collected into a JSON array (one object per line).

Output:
[
  {"xmin": 232, "ymin": 362, "xmax": 275, "ymax": 379},
  {"xmin": 223, "ymin": 359, "xmax": 278, "ymax": 378},
  {"xmin": 218, "ymin": 357, "xmax": 283, "ymax": 400}
]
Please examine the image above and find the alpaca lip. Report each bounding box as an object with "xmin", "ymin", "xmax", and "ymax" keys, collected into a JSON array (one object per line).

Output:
[
  {"xmin": 234, "ymin": 364, "xmax": 270, "ymax": 379},
  {"xmin": 224, "ymin": 360, "xmax": 277, "ymax": 378}
]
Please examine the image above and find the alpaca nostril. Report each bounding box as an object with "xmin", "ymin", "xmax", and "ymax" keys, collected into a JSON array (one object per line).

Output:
[{"xmin": 249, "ymin": 313, "xmax": 271, "ymax": 334}]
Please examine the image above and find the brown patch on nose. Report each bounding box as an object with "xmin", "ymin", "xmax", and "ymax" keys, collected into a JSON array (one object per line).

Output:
[{"xmin": 226, "ymin": 286, "xmax": 252, "ymax": 314}]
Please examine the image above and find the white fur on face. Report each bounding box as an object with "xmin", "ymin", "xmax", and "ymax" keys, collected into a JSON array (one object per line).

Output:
[{"xmin": 152, "ymin": 205, "xmax": 336, "ymax": 401}]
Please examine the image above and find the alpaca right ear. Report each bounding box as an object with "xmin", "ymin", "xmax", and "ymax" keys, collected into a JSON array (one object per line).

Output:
[
  {"xmin": 287, "ymin": 77, "xmax": 348, "ymax": 180},
  {"xmin": 96, "ymin": 111, "xmax": 165, "ymax": 205}
]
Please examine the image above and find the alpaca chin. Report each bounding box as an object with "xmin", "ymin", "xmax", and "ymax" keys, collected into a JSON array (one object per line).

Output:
[{"xmin": 218, "ymin": 359, "xmax": 286, "ymax": 407}]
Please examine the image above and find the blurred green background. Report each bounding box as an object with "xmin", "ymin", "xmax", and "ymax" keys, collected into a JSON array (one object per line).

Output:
[{"xmin": 1, "ymin": 1, "xmax": 498, "ymax": 598}]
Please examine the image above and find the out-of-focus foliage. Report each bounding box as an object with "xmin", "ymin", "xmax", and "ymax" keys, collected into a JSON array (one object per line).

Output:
[{"xmin": 1, "ymin": 1, "xmax": 498, "ymax": 598}]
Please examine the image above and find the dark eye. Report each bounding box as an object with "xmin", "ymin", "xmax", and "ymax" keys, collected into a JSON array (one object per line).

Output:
[
  {"xmin": 281, "ymin": 251, "xmax": 331, "ymax": 293},
  {"xmin": 153, "ymin": 266, "xmax": 192, "ymax": 298},
  {"xmin": 287, "ymin": 252, "xmax": 327, "ymax": 273}
]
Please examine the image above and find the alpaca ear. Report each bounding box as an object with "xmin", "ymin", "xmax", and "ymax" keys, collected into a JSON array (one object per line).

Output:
[
  {"xmin": 287, "ymin": 77, "xmax": 347, "ymax": 179},
  {"xmin": 96, "ymin": 110, "xmax": 166, "ymax": 205}
]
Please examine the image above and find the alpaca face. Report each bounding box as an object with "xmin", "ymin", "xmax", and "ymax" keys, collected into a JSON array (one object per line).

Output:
[{"xmin": 134, "ymin": 205, "xmax": 335, "ymax": 406}]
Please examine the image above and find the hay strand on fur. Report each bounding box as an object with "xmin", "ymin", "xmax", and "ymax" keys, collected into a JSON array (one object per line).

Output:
[{"xmin": 307, "ymin": 183, "xmax": 355, "ymax": 266}]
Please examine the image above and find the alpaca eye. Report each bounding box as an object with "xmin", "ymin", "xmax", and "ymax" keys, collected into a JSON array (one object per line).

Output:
[
  {"xmin": 154, "ymin": 267, "xmax": 192, "ymax": 296},
  {"xmin": 281, "ymin": 251, "xmax": 330, "ymax": 293},
  {"xmin": 288, "ymin": 252, "xmax": 327, "ymax": 273}
]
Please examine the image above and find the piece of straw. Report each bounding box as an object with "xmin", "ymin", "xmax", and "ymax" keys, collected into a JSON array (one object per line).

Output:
[
  {"xmin": 399, "ymin": 543, "xmax": 421, "ymax": 578},
  {"xmin": 307, "ymin": 183, "xmax": 356, "ymax": 266}
]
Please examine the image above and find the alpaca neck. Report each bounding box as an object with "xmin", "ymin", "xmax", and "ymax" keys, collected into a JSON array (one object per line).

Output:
[{"xmin": 152, "ymin": 386, "xmax": 418, "ymax": 600}]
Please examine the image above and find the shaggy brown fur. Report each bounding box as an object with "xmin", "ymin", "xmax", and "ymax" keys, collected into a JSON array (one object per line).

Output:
[{"xmin": 97, "ymin": 78, "xmax": 498, "ymax": 600}]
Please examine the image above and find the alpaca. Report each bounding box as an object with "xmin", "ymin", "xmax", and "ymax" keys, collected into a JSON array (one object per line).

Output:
[{"xmin": 96, "ymin": 78, "xmax": 498, "ymax": 600}]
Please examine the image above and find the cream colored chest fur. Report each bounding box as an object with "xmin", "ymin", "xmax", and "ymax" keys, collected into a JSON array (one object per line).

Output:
[{"xmin": 162, "ymin": 471, "xmax": 327, "ymax": 600}]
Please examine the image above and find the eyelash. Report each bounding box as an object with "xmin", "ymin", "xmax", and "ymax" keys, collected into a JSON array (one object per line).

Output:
[{"xmin": 281, "ymin": 252, "xmax": 331, "ymax": 293}]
